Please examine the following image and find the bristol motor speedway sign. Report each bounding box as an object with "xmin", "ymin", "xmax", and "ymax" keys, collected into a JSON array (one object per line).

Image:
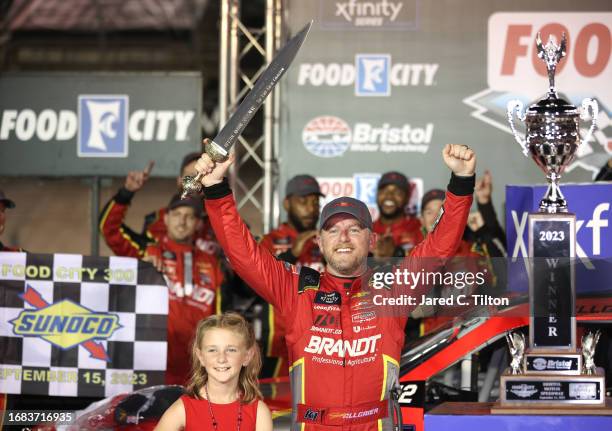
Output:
[{"xmin": 0, "ymin": 73, "xmax": 201, "ymax": 177}]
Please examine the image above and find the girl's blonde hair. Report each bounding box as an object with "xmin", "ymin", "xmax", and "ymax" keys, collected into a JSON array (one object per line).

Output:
[{"xmin": 185, "ymin": 312, "xmax": 263, "ymax": 403}]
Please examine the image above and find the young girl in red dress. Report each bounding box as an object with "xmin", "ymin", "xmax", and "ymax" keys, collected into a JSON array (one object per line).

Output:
[{"xmin": 155, "ymin": 312, "xmax": 273, "ymax": 431}]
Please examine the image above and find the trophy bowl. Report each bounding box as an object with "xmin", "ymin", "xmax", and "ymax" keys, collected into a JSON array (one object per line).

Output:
[{"xmin": 506, "ymin": 33, "xmax": 598, "ymax": 213}]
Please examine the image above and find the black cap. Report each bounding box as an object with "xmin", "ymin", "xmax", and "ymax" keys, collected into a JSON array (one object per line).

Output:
[
  {"xmin": 421, "ymin": 189, "xmax": 445, "ymax": 211},
  {"xmin": 167, "ymin": 194, "xmax": 204, "ymax": 218},
  {"xmin": 286, "ymin": 175, "xmax": 324, "ymax": 198},
  {"xmin": 0, "ymin": 190, "xmax": 15, "ymax": 209},
  {"xmin": 319, "ymin": 197, "xmax": 372, "ymax": 230},
  {"xmin": 378, "ymin": 171, "xmax": 409, "ymax": 192},
  {"xmin": 180, "ymin": 152, "xmax": 201, "ymax": 174}
]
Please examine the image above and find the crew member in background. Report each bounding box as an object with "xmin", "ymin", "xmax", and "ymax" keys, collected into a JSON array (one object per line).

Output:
[
  {"xmin": 100, "ymin": 191, "xmax": 224, "ymax": 385},
  {"xmin": 258, "ymin": 174, "xmax": 325, "ymax": 378},
  {"xmin": 372, "ymin": 171, "xmax": 423, "ymax": 258},
  {"xmin": 0, "ymin": 190, "xmax": 21, "ymax": 252},
  {"xmin": 99, "ymin": 153, "xmax": 218, "ymax": 257}
]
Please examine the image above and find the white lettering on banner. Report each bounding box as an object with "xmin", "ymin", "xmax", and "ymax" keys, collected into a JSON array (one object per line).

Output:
[
  {"xmin": 488, "ymin": 13, "xmax": 612, "ymax": 100},
  {"xmin": 297, "ymin": 62, "xmax": 438, "ymax": 87},
  {"xmin": 335, "ymin": 0, "xmax": 404, "ymax": 24},
  {"xmin": 304, "ymin": 334, "xmax": 381, "ymax": 357},
  {"xmin": 0, "ymin": 109, "xmax": 194, "ymax": 142}
]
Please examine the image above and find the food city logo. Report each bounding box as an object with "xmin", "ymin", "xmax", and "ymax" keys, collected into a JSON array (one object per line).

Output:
[
  {"xmin": 297, "ymin": 54, "xmax": 438, "ymax": 96},
  {"xmin": 9, "ymin": 285, "xmax": 121, "ymax": 361},
  {"xmin": 464, "ymin": 13, "xmax": 612, "ymax": 175},
  {"xmin": 318, "ymin": 0, "xmax": 419, "ymax": 30},
  {"xmin": 0, "ymin": 95, "xmax": 195, "ymax": 157},
  {"xmin": 302, "ymin": 115, "xmax": 433, "ymax": 158}
]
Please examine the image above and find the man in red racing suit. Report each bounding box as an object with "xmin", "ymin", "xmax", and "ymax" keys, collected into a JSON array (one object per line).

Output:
[
  {"xmin": 99, "ymin": 191, "xmax": 224, "ymax": 385},
  {"xmin": 196, "ymin": 143, "xmax": 475, "ymax": 430}
]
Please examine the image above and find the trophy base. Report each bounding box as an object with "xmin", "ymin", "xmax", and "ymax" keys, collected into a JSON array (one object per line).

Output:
[
  {"xmin": 524, "ymin": 349, "xmax": 582, "ymax": 375},
  {"xmin": 499, "ymin": 367, "xmax": 605, "ymax": 407},
  {"xmin": 491, "ymin": 397, "xmax": 612, "ymax": 415}
]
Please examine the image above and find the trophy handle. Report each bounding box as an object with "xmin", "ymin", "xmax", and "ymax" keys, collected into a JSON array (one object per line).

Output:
[
  {"xmin": 507, "ymin": 100, "xmax": 529, "ymax": 156},
  {"xmin": 580, "ymin": 98, "xmax": 598, "ymax": 145}
]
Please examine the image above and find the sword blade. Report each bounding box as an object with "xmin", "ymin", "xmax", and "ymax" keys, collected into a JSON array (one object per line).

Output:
[{"xmin": 211, "ymin": 20, "xmax": 312, "ymax": 155}]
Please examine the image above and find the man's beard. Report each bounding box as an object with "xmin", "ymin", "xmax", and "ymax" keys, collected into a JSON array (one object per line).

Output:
[
  {"xmin": 288, "ymin": 211, "xmax": 316, "ymax": 232},
  {"xmin": 326, "ymin": 251, "xmax": 364, "ymax": 276},
  {"xmin": 379, "ymin": 205, "xmax": 403, "ymax": 220}
]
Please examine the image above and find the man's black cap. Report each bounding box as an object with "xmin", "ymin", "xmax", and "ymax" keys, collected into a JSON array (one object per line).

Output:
[
  {"xmin": 180, "ymin": 152, "xmax": 201, "ymax": 174},
  {"xmin": 421, "ymin": 189, "xmax": 445, "ymax": 211},
  {"xmin": 286, "ymin": 175, "xmax": 324, "ymax": 198},
  {"xmin": 319, "ymin": 197, "xmax": 372, "ymax": 230},
  {"xmin": 0, "ymin": 190, "xmax": 15, "ymax": 209},
  {"xmin": 167, "ymin": 194, "xmax": 204, "ymax": 218},
  {"xmin": 378, "ymin": 171, "xmax": 409, "ymax": 193}
]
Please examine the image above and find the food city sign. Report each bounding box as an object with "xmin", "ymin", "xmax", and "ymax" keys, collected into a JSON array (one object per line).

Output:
[{"xmin": 0, "ymin": 73, "xmax": 201, "ymax": 177}]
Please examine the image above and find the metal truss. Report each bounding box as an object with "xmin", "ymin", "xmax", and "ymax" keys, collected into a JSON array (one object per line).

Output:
[{"xmin": 219, "ymin": 0, "xmax": 282, "ymax": 234}]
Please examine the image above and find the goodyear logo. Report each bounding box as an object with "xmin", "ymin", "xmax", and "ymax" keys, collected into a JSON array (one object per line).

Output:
[{"xmin": 9, "ymin": 286, "xmax": 120, "ymax": 361}]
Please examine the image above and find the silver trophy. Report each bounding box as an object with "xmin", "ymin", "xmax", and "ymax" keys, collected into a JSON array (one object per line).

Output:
[
  {"xmin": 507, "ymin": 33, "xmax": 598, "ymax": 213},
  {"xmin": 506, "ymin": 332, "xmax": 526, "ymax": 375},
  {"xmin": 582, "ymin": 330, "xmax": 601, "ymax": 375}
]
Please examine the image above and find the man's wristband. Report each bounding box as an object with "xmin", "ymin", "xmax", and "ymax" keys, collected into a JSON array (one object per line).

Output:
[
  {"xmin": 203, "ymin": 177, "xmax": 232, "ymax": 199},
  {"xmin": 115, "ymin": 187, "xmax": 135, "ymax": 204},
  {"xmin": 447, "ymin": 173, "xmax": 475, "ymax": 196}
]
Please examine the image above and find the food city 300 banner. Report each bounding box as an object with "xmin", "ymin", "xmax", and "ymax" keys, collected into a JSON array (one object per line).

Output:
[
  {"xmin": 0, "ymin": 73, "xmax": 201, "ymax": 177},
  {"xmin": 0, "ymin": 252, "xmax": 168, "ymax": 397},
  {"xmin": 280, "ymin": 0, "xmax": 611, "ymax": 216}
]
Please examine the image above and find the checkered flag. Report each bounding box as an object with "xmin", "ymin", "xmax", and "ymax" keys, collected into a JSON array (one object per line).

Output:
[{"xmin": 0, "ymin": 252, "xmax": 168, "ymax": 397}]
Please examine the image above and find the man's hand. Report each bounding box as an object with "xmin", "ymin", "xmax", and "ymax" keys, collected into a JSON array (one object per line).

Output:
[
  {"xmin": 442, "ymin": 144, "xmax": 476, "ymax": 177},
  {"xmin": 291, "ymin": 230, "xmax": 318, "ymax": 258},
  {"xmin": 194, "ymin": 139, "xmax": 235, "ymax": 187},
  {"xmin": 475, "ymin": 169, "xmax": 492, "ymax": 204},
  {"xmin": 124, "ymin": 161, "xmax": 154, "ymax": 192}
]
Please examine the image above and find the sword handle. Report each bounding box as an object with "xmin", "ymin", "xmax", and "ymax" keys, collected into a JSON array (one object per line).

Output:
[{"xmin": 180, "ymin": 140, "xmax": 229, "ymax": 199}]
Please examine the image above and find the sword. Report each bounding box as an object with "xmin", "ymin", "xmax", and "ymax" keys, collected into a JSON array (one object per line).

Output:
[{"xmin": 182, "ymin": 20, "xmax": 313, "ymax": 199}]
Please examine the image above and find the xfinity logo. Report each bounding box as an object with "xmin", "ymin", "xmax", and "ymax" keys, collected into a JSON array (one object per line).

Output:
[
  {"xmin": 297, "ymin": 56, "xmax": 439, "ymax": 95},
  {"xmin": 320, "ymin": 0, "xmax": 418, "ymax": 29},
  {"xmin": 78, "ymin": 95, "xmax": 128, "ymax": 157},
  {"xmin": 304, "ymin": 334, "xmax": 381, "ymax": 357}
]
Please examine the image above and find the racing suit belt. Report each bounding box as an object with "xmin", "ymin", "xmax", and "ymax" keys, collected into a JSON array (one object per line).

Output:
[{"xmin": 296, "ymin": 400, "xmax": 388, "ymax": 426}]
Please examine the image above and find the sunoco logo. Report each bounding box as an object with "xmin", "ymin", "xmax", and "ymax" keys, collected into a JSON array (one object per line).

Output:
[
  {"xmin": 302, "ymin": 115, "xmax": 433, "ymax": 158},
  {"xmin": 464, "ymin": 13, "xmax": 612, "ymax": 176},
  {"xmin": 9, "ymin": 286, "xmax": 120, "ymax": 361}
]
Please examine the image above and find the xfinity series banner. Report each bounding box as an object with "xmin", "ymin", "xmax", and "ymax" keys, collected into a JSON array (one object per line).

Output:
[
  {"xmin": 0, "ymin": 73, "xmax": 201, "ymax": 177},
  {"xmin": 280, "ymin": 1, "xmax": 611, "ymax": 217},
  {"xmin": 0, "ymin": 252, "xmax": 168, "ymax": 397},
  {"xmin": 506, "ymin": 183, "xmax": 612, "ymax": 294}
]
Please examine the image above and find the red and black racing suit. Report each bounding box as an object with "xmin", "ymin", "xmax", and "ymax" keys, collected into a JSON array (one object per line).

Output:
[
  {"xmin": 372, "ymin": 216, "xmax": 424, "ymax": 256},
  {"xmin": 204, "ymin": 174, "xmax": 473, "ymax": 430},
  {"xmin": 259, "ymin": 224, "xmax": 325, "ymax": 377},
  {"xmin": 99, "ymin": 189, "xmax": 224, "ymax": 385}
]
